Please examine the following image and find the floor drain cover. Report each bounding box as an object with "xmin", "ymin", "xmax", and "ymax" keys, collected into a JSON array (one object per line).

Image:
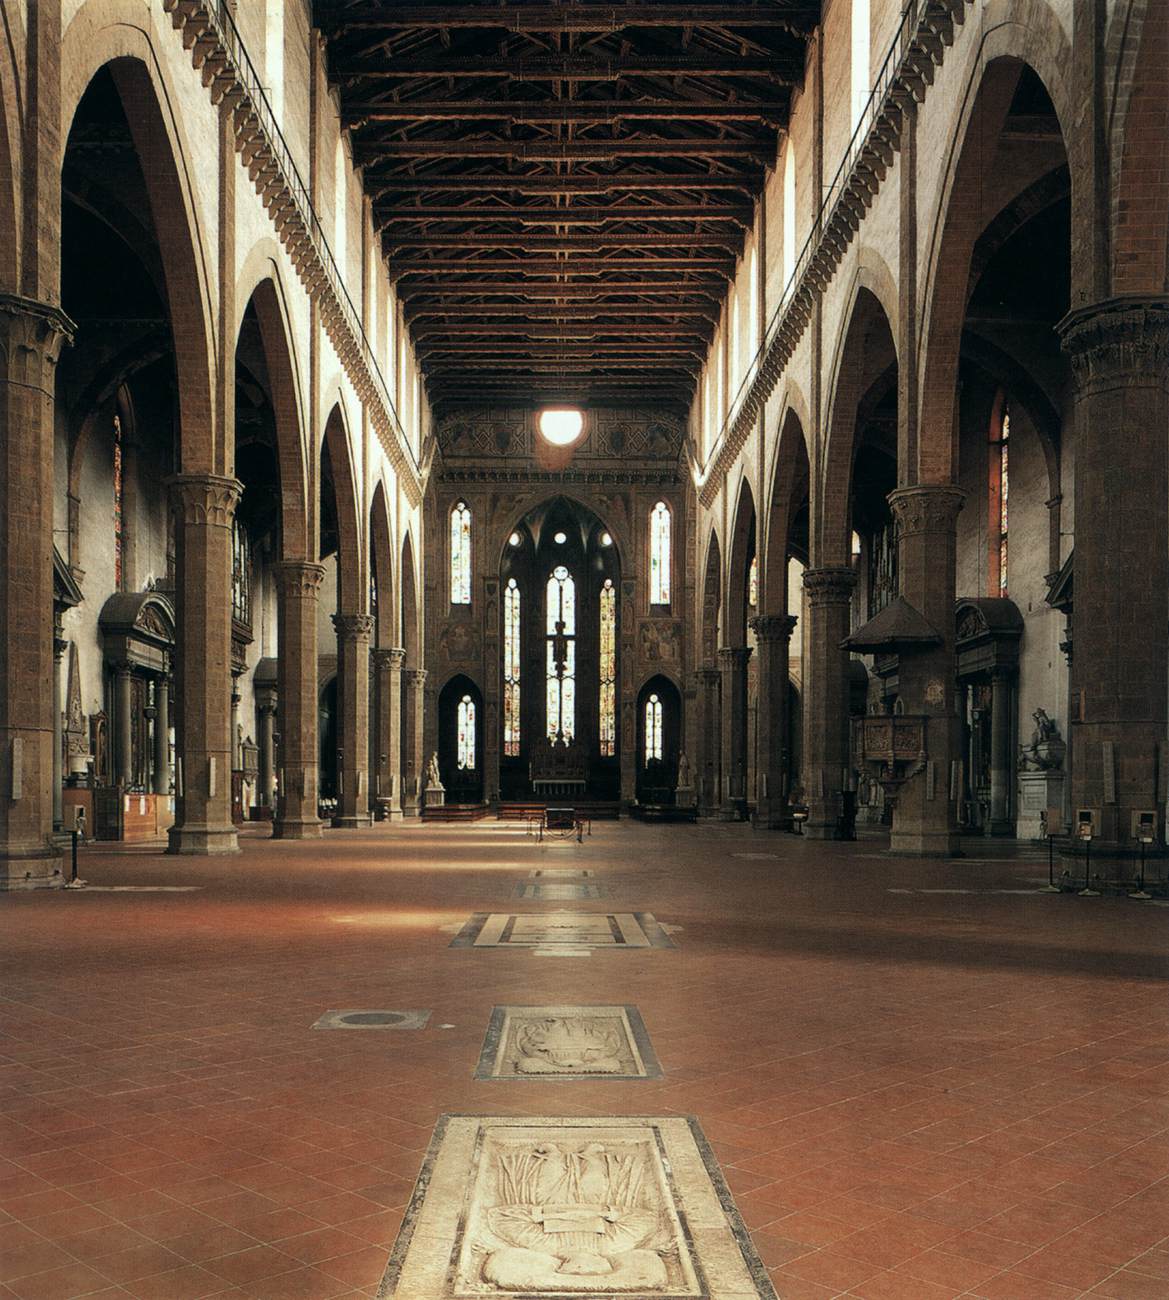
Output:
[{"xmin": 312, "ymin": 1008, "xmax": 430, "ymax": 1030}]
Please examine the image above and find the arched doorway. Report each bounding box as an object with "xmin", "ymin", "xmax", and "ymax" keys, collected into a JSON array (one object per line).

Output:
[
  {"xmin": 636, "ymin": 675, "xmax": 682, "ymax": 804},
  {"xmin": 438, "ymin": 675, "xmax": 484, "ymax": 804}
]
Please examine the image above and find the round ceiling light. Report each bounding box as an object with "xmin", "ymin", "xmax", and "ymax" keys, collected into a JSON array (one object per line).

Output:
[{"xmin": 538, "ymin": 408, "xmax": 584, "ymax": 447}]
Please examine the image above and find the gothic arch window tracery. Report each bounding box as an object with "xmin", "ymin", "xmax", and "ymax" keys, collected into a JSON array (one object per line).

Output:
[
  {"xmin": 645, "ymin": 693, "xmax": 663, "ymax": 763},
  {"xmin": 504, "ymin": 577, "xmax": 521, "ymax": 757},
  {"xmin": 599, "ymin": 578, "xmax": 616, "ymax": 756},
  {"xmin": 546, "ymin": 565, "xmax": 576, "ymax": 741},
  {"xmin": 457, "ymin": 694, "xmax": 476, "ymax": 770}
]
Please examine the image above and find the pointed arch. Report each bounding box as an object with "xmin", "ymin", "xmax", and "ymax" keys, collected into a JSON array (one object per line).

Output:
[
  {"xmin": 764, "ymin": 408, "xmax": 811, "ymax": 616},
  {"xmin": 60, "ymin": 43, "xmax": 216, "ymax": 473},
  {"xmin": 238, "ymin": 272, "xmax": 308, "ymax": 563},
  {"xmin": 725, "ymin": 478, "xmax": 756, "ymax": 647},
  {"xmin": 321, "ymin": 403, "xmax": 362, "ymax": 614},
  {"xmin": 818, "ymin": 282, "xmax": 898, "ymax": 566},
  {"xmin": 369, "ymin": 480, "xmax": 396, "ymax": 647},
  {"xmin": 400, "ymin": 530, "xmax": 419, "ymax": 663},
  {"xmin": 701, "ymin": 527, "xmax": 722, "ymax": 668}
]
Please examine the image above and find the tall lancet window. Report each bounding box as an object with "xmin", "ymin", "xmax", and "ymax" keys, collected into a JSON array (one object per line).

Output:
[
  {"xmin": 645, "ymin": 693, "xmax": 664, "ymax": 763},
  {"xmin": 450, "ymin": 500, "xmax": 471, "ymax": 604},
  {"xmin": 113, "ymin": 414, "xmax": 124, "ymax": 590},
  {"xmin": 457, "ymin": 694, "xmax": 476, "ymax": 770},
  {"xmin": 545, "ymin": 565, "xmax": 576, "ymax": 741},
  {"xmin": 649, "ymin": 501, "xmax": 671, "ymax": 605},
  {"xmin": 599, "ymin": 579, "xmax": 616, "ymax": 757},
  {"xmin": 503, "ymin": 578, "xmax": 521, "ymax": 757},
  {"xmin": 748, "ymin": 555, "xmax": 758, "ymax": 609},
  {"xmin": 989, "ymin": 401, "xmax": 1010, "ymax": 596}
]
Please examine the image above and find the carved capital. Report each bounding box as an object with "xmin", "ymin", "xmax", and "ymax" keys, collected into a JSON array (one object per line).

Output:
[
  {"xmin": 167, "ymin": 473, "xmax": 243, "ymax": 528},
  {"xmin": 718, "ymin": 645, "xmax": 752, "ymax": 672},
  {"xmin": 802, "ymin": 566, "xmax": 857, "ymax": 607},
  {"xmin": 372, "ymin": 646, "xmax": 407, "ymax": 672},
  {"xmin": 273, "ymin": 560, "xmax": 326, "ymax": 597},
  {"xmin": 0, "ymin": 293, "xmax": 75, "ymax": 389},
  {"xmin": 694, "ymin": 667, "xmax": 722, "ymax": 689},
  {"xmin": 749, "ymin": 613, "xmax": 798, "ymax": 644},
  {"xmin": 1058, "ymin": 296, "xmax": 1169, "ymax": 394},
  {"xmin": 333, "ymin": 613, "xmax": 375, "ymax": 642},
  {"xmin": 887, "ymin": 484, "xmax": 964, "ymax": 537},
  {"xmin": 403, "ymin": 667, "xmax": 428, "ymax": 687}
]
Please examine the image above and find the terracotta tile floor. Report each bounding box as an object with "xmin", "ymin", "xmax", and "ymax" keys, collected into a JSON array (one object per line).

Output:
[{"xmin": 2, "ymin": 819, "xmax": 1168, "ymax": 1299}]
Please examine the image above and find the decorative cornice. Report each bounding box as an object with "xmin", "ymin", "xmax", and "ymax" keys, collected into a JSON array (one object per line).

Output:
[
  {"xmin": 333, "ymin": 613, "xmax": 375, "ymax": 641},
  {"xmin": 272, "ymin": 560, "xmax": 326, "ymax": 597},
  {"xmin": 698, "ymin": 0, "xmax": 974, "ymax": 508},
  {"xmin": 162, "ymin": 0, "xmax": 422, "ymax": 506},
  {"xmin": 802, "ymin": 566, "xmax": 858, "ymax": 605},
  {"xmin": 167, "ymin": 473, "xmax": 242, "ymax": 527},
  {"xmin": 749, "ymin": 613, "xmax": 798, "ymax": 643},
  {"xmin": 438, "ymin": 466, "xmax": 681, "ymax": 487},
  {"xmin": 1057, "ymin": 296, "xmax": 1169, "ymax": 394},
  {"xmin": 888, "ymin": 484, "xmax": 964, "ymax": 536}
]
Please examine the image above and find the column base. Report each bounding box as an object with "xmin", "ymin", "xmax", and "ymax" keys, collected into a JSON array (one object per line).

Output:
[
  {"xmin": 332, "ymin": 813, "xmax": 373, "ymax": 829},
  {"xmin": 889, "ymin": 829, "xmax": 961, "ymax": 857},
  {"xmin": 0, "ymin": 846, "xmax": 65, "ymax": 890},
  {"xmin": 167, "ymin": 824, "xmax": 240, "ymax": 855},
  {"xmin": 272, "ymin": 817, "xmax": 323, "ymax": 840},
  {"xmin": 718, "ymin": 800, "xmax": 747, "ymax": 821}
]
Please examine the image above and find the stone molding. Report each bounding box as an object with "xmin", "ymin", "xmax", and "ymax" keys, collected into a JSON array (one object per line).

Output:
[
  {"xmin": 1058, "ymin": 296, "xmax": 1169, "ymax": 394},
  {"xmin": 802, "ymin": 566, "xmax": 858, "ymax": 606},
  {"xmin": 748, "ymin": 613, "xmax": 798, "ymax": 644},
  {"xmin": 888, "ymin": 484, "xmax": 965, "ymax": 536},
  {"xmin": 333, "ymin": 613, "xmax": 375, "ymax": 641},
  {"xmin": 272, "ymin": 560, "xmax": 327, "ymax": 597},
  {"xmin": 698, "ymin": 0, "xmax": 975, "ymax": 507},
  {"xmin": 167, "ymin": 473, "xmax": 242, "ymax": 528}
]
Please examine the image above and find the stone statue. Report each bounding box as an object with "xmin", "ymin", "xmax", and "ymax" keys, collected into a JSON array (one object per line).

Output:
[
  {"xmin": 675, "ymin": 750, "xmax": 692, "ymax": 790},
  {"xmin": 425, "ymin": 751, "xmax": 442, "ymax": 789},
  {"xmin": 1020, "ymin": 708, "xmax": 1065, "ymax": 771}
]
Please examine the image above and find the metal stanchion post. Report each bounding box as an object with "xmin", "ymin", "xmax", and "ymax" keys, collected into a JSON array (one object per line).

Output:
[
  {"xmin": 1079, "ymin": 833, "xmax": 1099, "ymax": 897},
  {"xmin": 1132, "ymin": 836, "xmax": 1153, "ymax": 900},
  {"xmin": 64, "ymin": 824, "xmax": 87, "ymax": 889},
  {"xmin": 1042, "ymin": 831, "xmax": 1060, "ymax": 892}
]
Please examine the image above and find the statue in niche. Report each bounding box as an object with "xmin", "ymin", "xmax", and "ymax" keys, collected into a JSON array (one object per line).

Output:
[
  {"xmin": 513, "ymin": 1017, "xmax": 625, "ymax": 1075},
  {"xmin": 1020, "ymin": 708, "xmax": 1065, "ymax": 771},
  {"xmin": 675, "ymin": 751, "xmax": 692, "ymax": 790}
]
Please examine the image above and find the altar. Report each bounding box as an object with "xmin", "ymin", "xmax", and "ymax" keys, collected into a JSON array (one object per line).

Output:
[{"xmin": 530, "ymin": 738, "xmax": 587, "ymax": 799}]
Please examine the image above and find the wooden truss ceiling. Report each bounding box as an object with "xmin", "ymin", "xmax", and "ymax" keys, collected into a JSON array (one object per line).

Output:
[{"xmin": 316, "ymin": 1, "xmax": 818, "ymax": 413}]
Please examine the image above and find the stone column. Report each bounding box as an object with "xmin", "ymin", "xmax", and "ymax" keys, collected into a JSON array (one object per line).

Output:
[
  {"xmin": 373, "ymin": 647, "xmax": 405, "ymax": 818},
  {"xmin": 1059, "ymin": 299, "xmax": 1169, "ymax": 854},
  {"xmin": 167, "ymin": 474, "xmax": 241, "ymax": 855},
  {"xmin": 0, "ymin": 295, "xmax": 73, "ymax": 888},
  {"xmin": 255, "ymin": 686, "xmax": 276, "ymax": 810},
  {"xmin": 695, "ymin": 668, "xmax": 721, "ymax": 815},
  {"xmin": 114, "ymin": 662, "xmax": 134, "ymax": 789},
  {"xmin": 988, "ymin": 670, "xmax": 1013, "ymax": 835},
  {"xmin": 750, "ymin": 614, "xmax": 798, "ymax": 828},
  {"xmin": 718, "ymin": 646, "xmax": 751, "ymax": 819},
  {"xmin": 153, "ymin": 672, "xmax": 170, "ymax": 796},
  {"xmin": 333, "ymin": 614, "xmax": 374, "ymax": 827},
  {"xmin": 802, "ymin": 567, "xmax": 857, "ymax": 839},
  {"xmin": 401, "ymin": 667, "xmax": 427, "ymax": 816},
  {"xmin": 53, "ymin": 631, "xmax": 67, "ymax": 833},
  {"xmin": 272, "ymin": 561, "xmax": 324, "ymax": 839},
  {"xmin": 889, "ymin": 485, "xmax": 964, "ymax": 856}
]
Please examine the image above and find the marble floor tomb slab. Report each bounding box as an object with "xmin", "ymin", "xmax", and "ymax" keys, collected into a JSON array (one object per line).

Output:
[
  {"xmin": 377, "ymin": 1114, "xmax": 774, "ymax": 1298},
  {"xmin": 450, "ymin": 911, "xmax": 673, "ymax": 949},
  {"xmin": 476, "ymin": 1005, "xmax": 661, "ymax": 1080}
]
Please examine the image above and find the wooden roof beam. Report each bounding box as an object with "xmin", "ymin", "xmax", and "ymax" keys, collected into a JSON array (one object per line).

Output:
[
  {"xmin": 344, "ymin": 100, "xmax": 787, "ymax": 125},
  {"xmin": 369, "ymin": 175, "xmax": 761, "ymax": 195},
  {"xmin": 323, "ymin": 5, "xmax": 819, "ymax": 34},
  {"xmin": 358, "ymin": 138, "xmax": 773, "ymax": 162},
  {"xmin": 333, "ymin": 54, "xmax": 798, "ymax": 82},
  {"xmin": 376, "ymin": 204, "xmax": 754, "ymax": 227},
  {"xmin": 396, "ymin": 281, "xmax": 727, "ymax": 296},
  {"xmin": 390, "ymin": 257, "xmax": 735, "ymax": 276},
  {"xmin": 383, "ymin": 232, "xmax": 743, "ymax": 249}
]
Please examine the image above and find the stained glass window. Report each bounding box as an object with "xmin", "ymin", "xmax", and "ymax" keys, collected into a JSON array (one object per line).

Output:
[
  {"xmin": 650, "ymin": 501, "xmax": 671, "ymax": 605},
  {"xmin": 545, "ymin": 565, "xmax": 576, "ymax": 741},
  {"xmin": 113, "ymin": 414, "xmax": 124, "ymax": 590},
  {"xmin": 450, "ymin": 501, "xmax": 471, "ymax": 604},
  {"xmin": 457, "ymin": 694, "xmax": 476, "ymax": 770},
  {"xmin": 503, "ymin": 578, "xmax": 521, "ymax": 757},
  {"xmin": 231, "ymin": 519, "xmax": 251, "ymax": 627},
  {"xmin": 599, "ymin": 579, "xmax": 616, "ymax": 757},
  {"xmin": 748, "ymin": 555, "xmax": 758, "ymax": 609},
  {"xmin": 645, "ymin": 694, "xmax": 663, "ymax": 763},
  {"xmin": 999, "ymin": 408, "xmax": 1010, "ymax": 596}
]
